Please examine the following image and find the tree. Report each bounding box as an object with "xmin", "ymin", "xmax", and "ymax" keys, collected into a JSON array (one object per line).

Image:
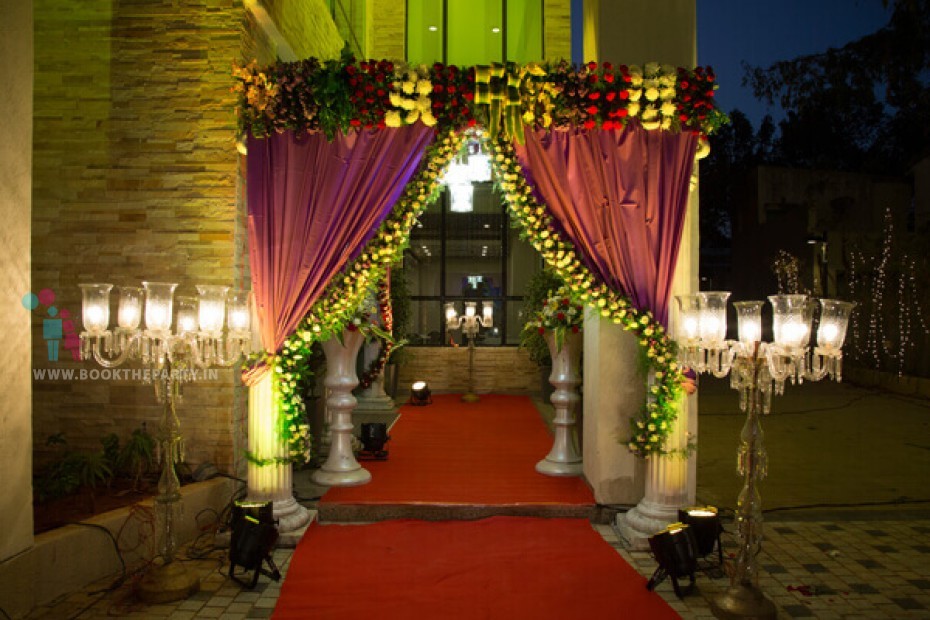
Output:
[{"xmin": 743, "ymin": 0, "xmax": 930, "ymax": 173}]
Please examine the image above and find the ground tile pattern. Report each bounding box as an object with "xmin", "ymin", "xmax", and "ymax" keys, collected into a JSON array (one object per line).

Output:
[{"xmin": 23, "ymin": 518, "xmax": 930, "ymax": 619}]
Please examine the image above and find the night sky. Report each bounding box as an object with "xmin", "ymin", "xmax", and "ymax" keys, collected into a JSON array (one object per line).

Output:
[{"xmin": 697, "ymin": 0, "xmax": 893, "ymax": 127}]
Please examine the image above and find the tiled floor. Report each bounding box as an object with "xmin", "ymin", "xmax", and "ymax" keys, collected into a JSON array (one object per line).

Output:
[{"xmin": 25, "ymin": 516, "xmax": 930, "ymax": 619}]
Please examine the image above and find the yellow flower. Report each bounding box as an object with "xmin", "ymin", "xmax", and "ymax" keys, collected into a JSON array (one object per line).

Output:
[
  {"xmin": 402, "ymin": 81, "xmax": 416, "ymax": 95},
  {"xmin": 389, "ymin": 92, "xmax": 403, "ymax": 107},
  {"xmin": 421, "ymin": 111, "xmax": 437, "ymax": 127},
  {"xmin": 627, "ymin": 102, "xmax": 641, "ymax": 117},
  {"xmin": 645, "ymin": 87, "xmax": 659, "ymax": 102},
  {"xmin": 385, "ymin": 110, "xmax": 402, "ymax": 127},
  {"xmin": 660, "ymin": 101, "xmax": 677, "ymax": 117},
  {"xmin": 416, "ymin": 79, "xmax": 431, "ymax": 95},
  {"xmin": 405, "ymin": 110, "xmax": 420, "ymax": 124}
]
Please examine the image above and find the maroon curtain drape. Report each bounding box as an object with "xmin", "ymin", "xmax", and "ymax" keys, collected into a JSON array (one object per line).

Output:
[
  {"xmin": 246, "ymin": 126, "xmax": 434, "ymax": 355},
  {"xmin": 513, "ymin": 125, "xmax": 697, "ymax": 327}
]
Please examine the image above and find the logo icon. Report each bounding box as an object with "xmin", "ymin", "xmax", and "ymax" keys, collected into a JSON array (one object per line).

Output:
[{"xmin": 22, "ymin": 288, "xmax": 82, "ymax": 362}]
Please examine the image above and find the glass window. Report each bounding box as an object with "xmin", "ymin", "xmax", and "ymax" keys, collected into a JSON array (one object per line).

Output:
[
  {"xmin": 404, "ymin": 182, "xmax": 542, "ymax": 346},
  {"xmin": 406, "ymin": 0, "xmax": 443, "ymax": 66},
  {"xmin": 406, "ymin": 0, "xmax": 543, "ymax": 65}
]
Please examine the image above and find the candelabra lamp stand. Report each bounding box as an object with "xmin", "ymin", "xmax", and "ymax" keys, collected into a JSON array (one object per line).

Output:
[
  {"xmin": 80, "ymin": 282, "xmax": 252, "ymax": 604},
  {"xmin": 674, "ymin": 292, "xmax": 855, "ymax": 620},
  {"xmin": 445, "ymin": 301, "xmax": 493, "ymax": 403}
]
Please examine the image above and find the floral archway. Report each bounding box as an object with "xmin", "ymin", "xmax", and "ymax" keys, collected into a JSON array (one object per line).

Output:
[{"xmin": 233, "ymin": 55, "xmax": 727, "ymax": 465}]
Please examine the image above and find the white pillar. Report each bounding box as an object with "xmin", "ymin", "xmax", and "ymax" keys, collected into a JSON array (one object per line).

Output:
[
  {"xmin": 246, "ymin": 371, "xmax": 312, "ymax": 533},
  {"xmin": 582, "ymin": 309, "xmax": 646, "ymax": 504},
  {"xmin": 536, "ymin": 330, "xmax": 583, "ymax": 476}
]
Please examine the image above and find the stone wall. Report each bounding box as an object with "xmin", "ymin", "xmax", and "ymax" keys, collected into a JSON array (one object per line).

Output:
[
  {"xmin": 396, "ymin": 346, "xmax": 543, "ymax": 395},
  {"xmin": 0, "ymin": 0, "xmax": 34, "ymax": 569},
  {"xmin": 30, "ymin": 1, "xmax": 344, "ymax": 475}
]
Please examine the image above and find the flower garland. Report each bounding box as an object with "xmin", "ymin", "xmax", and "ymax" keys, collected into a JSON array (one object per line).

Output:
[
  {"xmin": 358, "ymin": 278, "xmax": 396, "ymax": 390},
  {"xmin": 233, "ymin": 56, "xmax": 726, "ymax": 140},
  {"xmin": 489, "ymin": 137, "xmax": 684, "ymax": 457}
]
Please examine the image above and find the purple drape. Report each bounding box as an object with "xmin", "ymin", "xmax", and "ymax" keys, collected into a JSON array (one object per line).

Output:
[
  {"xmin": 247, "ymin": 126, "xmax": 433, "ymax": 355},
  {"xmin": 514, "ymin": 125, "xmax": 697, "ymax": 326}
]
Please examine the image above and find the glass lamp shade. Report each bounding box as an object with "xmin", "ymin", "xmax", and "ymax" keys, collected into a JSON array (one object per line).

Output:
[
  {"xmin": 467, "ymin": 152, "xmax": 492, "ymax": 182},
  {"xmin": 800, "ymin": 299, "xmax": 817, "ymax": 347},
  {"xmin": 175, "ymin": 296, "xmax": 198, "ymax": 335},
  {"xmin": 117, "ymin": 286, "xmax": 144, "ymax": 330},
  {"xmin": 464, "ymin": 301, "xmax": 477, "ymax": 318},
  {"xmin": 768, "ymin": 294, "xmax": 809, "ymax": 348},
  {"xmin": 675, "ymin": 294, "xmax": 700, "ymax": 342},
  {"xmin": 482, "ymin": 303, "xmax": 493, "ymax": 326},
  {"xmin": 196, "ymin": 285, "xmax": 229, "ymax": 333},
  {"xmin": 142, "ymin": 282, "xmax": 178, "ymax": 332},
  {"xmin": 817, "ymin": 299, "xmax": 856, "ymax": 350},
  {"xmin": 227, "ymin": 292, "xmax": 251, "ymax": 335},
  {"xmin": 445, "ymin": 302, "xmax": 457, "ymax": 324},
  {"xmin": 79, "ymin": 283, "xmax": 113, "ymax": 334},
  {"xmin": 449, "ymin": 183, "xmax": 474, "ymax": 213},
  {"xmin": 697, "ymin": 291, "xmax": 731, "ymax": 343},
  {"xmin": 733, "ymin": 301, "xmax": 763, "ymax": 346}
]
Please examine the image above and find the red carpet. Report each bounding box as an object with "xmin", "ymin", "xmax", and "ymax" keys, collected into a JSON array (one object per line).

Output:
[
  {"xmin": 321, "ymin": 394, "xmax": 595, "ymax": 506},
  {"xmin": 274, "ymin": 517, "xmax": 679, "ymax": 619}
]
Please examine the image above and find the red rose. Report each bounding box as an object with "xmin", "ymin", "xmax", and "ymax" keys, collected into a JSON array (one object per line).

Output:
[
  {"xmin": 680, "ymin": 80, "xmax": 689, "ymax": 89},
  {"xmin": 349, "ymin": 78, "xmax": 358, "ymax": 87},
  {"xmin": 433, "ymin": 62, "xmax": 444, "ymax": 72},
  {"xmin": 375, "ymin": 72, "xmax": 384, "ymax": 82},
  {"xmin": 346, "ymin": 65, "xmax": 357, "ymax": 76},
  {"xmin": 377, "ymin": 120, "xmax": 386, "ymax": 129},
  {"xmin": 586, "ymin": 105, "xmax": 598, "ymax": 115},
  {"xmin": 588, "ymin": 92, "xmax": 600, "ymax": 100},
  {"xmin": 571, "ymin": 325, "xmax": 579, "ymax": 334},
  {"xmin": 360, "ymin": 61, "xmax": 369, "ymax": 71},
  {"xmin": 376, "ymin": 88, "xmax": 385, "ymax": 97},
  {"xmin": 561, "ymin": 298, "xmax": 570, "ymax": 306},
  {"xmin": 447, "ymin": 85, "xmax": 456, "ymax": 93},
  {"xmin": 602, "ymin": 61, "xmax": 613, "ymax": 71},
  {"xmin": 705, "ymin": 90, "xmax": 715, "ymax": 97},
  {"xmin": 587, "ymin": 74, "xmax": 598, "ymax": 84},
  {"xmin": 461, "ymin": 106, "xmax": 470, "ymax": 115},
  {"xmin": 619, "ymin": 90, "xmax": 629, "ymax": 100},
  {"xmin": 383, "ymin": 61, "xmax": 394, "ymax": 72},
  {"xmin": 365, "ymin": 84, "xmax": 374, "ymax": 92},
  {"xmin": 606, "ymin": 91, "xmax": 616, "ymax": 102},
  {"xmin": 584, "ymin": 119, "xmax": 596, "ymax": 129},
  {"xmin": 434, "ymin": 84, "xmax": 443, "ymax": 93},
  {"xmin": 679, "ymin": 113, "xmax": 689, "ymax": 122},
  {"xmin": 347, "ymin": 323, "xmax": 358, "ymax": 331},
  {"xmin": 602, "ymin": 120, "xmax": 615, "ymax": 130},
  {"xmin": 604, "ymin": 73, "xmax": 615, "ymax": 83},
  {"xmin": 463, "ymin": 91, "xmax": 474, "ymax": 101},
  {"xmin": 468, "ymin": 118, "xmax": 477, "ymax": 127},
  {"xmin": 557, "ymin": 312, "xmax": 566, "ymax": 321},
  {"xmin": 617, "ymin": 108, "xmax": 629, "ymax": 118},
  {"xmin": 538, "ymin": 327, "xmax": 545, "ymax": 335},
  {"xmin": 349, "ymin": 119, "xmax": 361, "ymax": 126},
  {"xmin": 587, "ymin": 61, "xmax": 597, "ymax": 71}
]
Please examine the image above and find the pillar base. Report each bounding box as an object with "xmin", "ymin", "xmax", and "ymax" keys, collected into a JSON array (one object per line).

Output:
[
  {"xmin": 354, "ymin": 393, "xmax": 397, "ymax": 413},
  {"xmin": 535, "ymin": 458, "xmax": 583, "ymax": 477},
  {"xmin": 312, "ymin": 465, "xmax": 371, "ymax": 487},
  {"xmin": 273, "ymin": 495, "xmax": 313, "ymax": 533},
  {"xmin": 616, "ymin": 497, "xmax": 680, "ymax": 550}
]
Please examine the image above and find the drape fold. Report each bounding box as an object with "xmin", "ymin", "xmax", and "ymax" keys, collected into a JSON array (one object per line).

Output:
[
  {"xmin": 513, "ymin": 125, "xmax": 697, "ymax": 326},
  {"xmin": 246, "ymin": 126, "xmax": 434, "ymax": 355}
]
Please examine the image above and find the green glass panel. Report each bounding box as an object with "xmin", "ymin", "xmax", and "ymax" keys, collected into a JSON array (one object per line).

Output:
[
  {"xmin": 407, "ymin": 0, "xmax": 443, "ymax": 65},
  {"xmin": 447, "ymin": 0, "xmax": 503, "ymax": 66},
  {"xmin": 507, "ymin": 0, "xmax": 543, "ymax": 63}
]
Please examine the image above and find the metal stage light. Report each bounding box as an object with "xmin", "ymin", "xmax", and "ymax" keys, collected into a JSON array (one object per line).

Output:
[
  {"xmin": 678, "ymin": 505, "xmax": 724, "ymax": 567},
  {"xmin": 646, "ymin": 522, "xmax": 699, "ymax": 599},
  {"xmin": 229, "ymin": 501, "xmax": 281, "ymax": 589},
  {"xmin": 409, "ymin": 380, "xmax": 432, "ymax": 406},
  {"xmin": 358, "ymin": 422, "xmax": 390, "ymax": 460}
]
